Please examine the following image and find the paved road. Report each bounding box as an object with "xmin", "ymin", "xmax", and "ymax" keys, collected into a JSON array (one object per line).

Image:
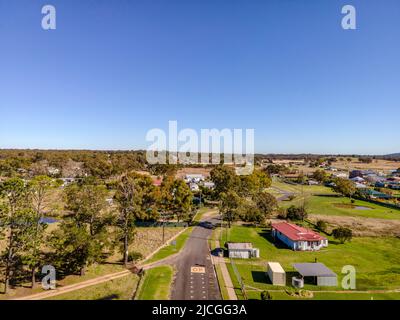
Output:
[{"xmin": 171, "ymin": 214, "xmax": 221, "ymax": 300}]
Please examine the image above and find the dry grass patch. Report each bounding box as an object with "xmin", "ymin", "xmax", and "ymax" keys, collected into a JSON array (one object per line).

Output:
[{"xmin": 309, "ymin": 214, "xmax": 400, "ymax": 237}]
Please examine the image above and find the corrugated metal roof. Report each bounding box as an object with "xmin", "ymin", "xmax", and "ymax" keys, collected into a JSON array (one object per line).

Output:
[
  {"xmin": 227, "ymin": 242, "xmax": 253, "ymax": 250},
  {"xmin": 293, "ymin": 263, "xmax": 337, "ymax": 277},
  {"xmin": 272, "ymin": 222, "xmax": 326, "ymax": 241}
]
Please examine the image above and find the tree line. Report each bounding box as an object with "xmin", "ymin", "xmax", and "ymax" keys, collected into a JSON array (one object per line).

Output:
[{"xmin": 0, "ymin": 172, "xmax": 193, "ymax": 294}]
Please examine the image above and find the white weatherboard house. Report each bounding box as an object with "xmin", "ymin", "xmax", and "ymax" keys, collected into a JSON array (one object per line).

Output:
[
  {"xmin": 267, "ymin": 262, "xmax": 286, "ymax": 286},
  {"xmin": 272, "ymin": 222, "xmax": 328, "ymax": 251},
  {"xmin": 227, "ymin": 243, "xmax": 260, "ymax": 259}
]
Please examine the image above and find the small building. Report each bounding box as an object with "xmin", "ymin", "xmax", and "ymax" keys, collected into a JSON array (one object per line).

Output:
[
  {"xmin": 185, "ymin": 174, "xmax": 204, "ymax": 183},
  {"xmin": 272, "ymin": 222, "xmax": 328, "ymax": 251},
  {"xmin": 48, "ymin": 167, "xmax": 60, "ymax": 176},
  {"xmin": 203, "ymin": 181, "xmax": 215, "ymax": 189},
  {"xmin": 266, "ymin": 262, "xmax": 286, "ymax": 286},
  {"xmin": 332, "ymin": 172, "xmax": 349, "ymax": 179},
  {"xmin": 359, "ymin": 189, "xmax": 392, "ymax": 199},
  {"xmin": 350, "ymin": 176, "xmax": 365, "ymax": 183},
  {"xmin": 293, "ymin": 263, "xmax": 337, "ymax": 287},
  {"xmin": 355, "ymin": 182, "xmax": 367, "ymax": 189},
  {"xmin": 60, "ymin": 177, "xmax": 75, "ymax": 187},
  {"xmin": 189, "ymin": 183, "xmax": 199, "ymax": 192},
  {"xmin": 227, "ymin": 242, "xmax": 259, "ymax": 259},
  {"xmin": 375, "ymin": 181, "xmax": 387, "ymax": 188}
]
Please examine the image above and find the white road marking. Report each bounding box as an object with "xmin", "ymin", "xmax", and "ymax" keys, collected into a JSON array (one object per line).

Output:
[{"xmin": 191, "ymin": 266, "xmax": 206, "ymax": 273}]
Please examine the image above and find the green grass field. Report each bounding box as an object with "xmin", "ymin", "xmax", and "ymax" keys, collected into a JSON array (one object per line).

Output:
[
  {"xmin": 292, "ymin": 196, "xmax": 400, "ymax": 220},
  {"xmin": 136, "ymin": 265, "xmax": 174, "ymax": 300},
  {"xmin": 225, "ymin": 225, "xmax": 400, "ymax": 294},
  {"xmin": 272, "ymin": 180, "xmax": 400, "ymax": 220},
  {"xmin": 144, "ymin": 227, "xmax": 193, "ymax": 264},
  {"xmin": 46, "ymin": 274, "xmax": 139, "ymax": 300},
  {"xmin": 271, "ymin": 180, "xmax": 337, "ymax": 195}
]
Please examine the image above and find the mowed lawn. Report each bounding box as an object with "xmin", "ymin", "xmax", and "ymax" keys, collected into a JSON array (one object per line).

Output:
[
  {"xmin": 136, "ymin": 265, "xmax": 174, "ymax": 300},
  {"xmin": 286, "ymin": 195, "xmax": 400, "ymax": 220},
  {"xmin": 226, "ymin": 226, "xmax": 400, "ymax": 292},
  {"xmin": 272, "ymin": 181, "xmax": 400, "ymax": 220}
]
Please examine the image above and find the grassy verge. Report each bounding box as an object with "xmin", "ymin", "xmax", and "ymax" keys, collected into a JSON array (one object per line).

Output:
[
  {"xmin": 144, "ymin": 227, "xmax": 193, "ymax": 264},
  {"xmin": 46, "ymin": 274, "xmax": 139, "ymax": 300},
  {"xmin": 136, "ymin": 265, "xmax": 174, "ymax": 300},
  {"xmin": 214, "ymin": 263, "xmax": 229, "ymax": 300},
  {"xmin": 226, "ymin": 262, "xmax": 245, "ymax": 300}
]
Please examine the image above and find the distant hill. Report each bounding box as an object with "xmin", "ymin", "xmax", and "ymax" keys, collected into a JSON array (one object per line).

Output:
[{"xmin": 385, "ymin": 153, "xmax": 400, "ymax": 158}]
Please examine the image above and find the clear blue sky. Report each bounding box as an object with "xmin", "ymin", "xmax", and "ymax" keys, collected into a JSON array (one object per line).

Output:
[{"xmin": 1, "ymin": 0, "xmax": 399, "ymax": 154}]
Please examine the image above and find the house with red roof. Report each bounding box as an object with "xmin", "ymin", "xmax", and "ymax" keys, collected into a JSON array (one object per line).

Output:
[{"xmin": 271, "ymin": 222, "xmax": 328, "ymax": 251}]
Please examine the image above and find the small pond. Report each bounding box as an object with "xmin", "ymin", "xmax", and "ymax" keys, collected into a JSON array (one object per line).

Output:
[{"xmin": 354, "ymin": 206, "xmax": 373, "ymax": 210}]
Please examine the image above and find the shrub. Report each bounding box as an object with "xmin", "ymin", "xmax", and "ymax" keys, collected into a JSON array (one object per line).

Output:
[
  {"xmin": 277, "ymin": 207, "xmax": 287, "ymax": 219},
  {"xmin": 128, "ymin": 251, "xmax": 143, "ymax": 262},
  {"xmin": 286, "ymin": 205, "xmax": 308, "ymax": 221},
  {"xmin": 316, "ymin": 220, "xmax": 327, "ymax": 232},
  {"xmin": 332, "ymin": 227, "xmax": 353, "ymax": 244}
]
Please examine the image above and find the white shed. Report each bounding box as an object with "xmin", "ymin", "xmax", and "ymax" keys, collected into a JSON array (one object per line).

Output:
[
  {"xmin": 267, "ymin": 262, "xmax": 286, "ymax": 286},
  {"xmin": 227, "ymin": 243, "xmax": 259, "ymax": 259}
]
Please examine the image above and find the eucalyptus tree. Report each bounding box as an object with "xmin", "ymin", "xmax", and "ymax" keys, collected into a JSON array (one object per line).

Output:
[
  {"xmin": 0, "ymin": 178, "xmax": 29, "ymax": 293},
  {"xmin": 159, "ymin": 176, "xmax": 193, "ymax": 223},
  {"xmin": 25, "ymin": 176, "xmax": 57, "ymax": 288},
  {"xmin": 49, "ymin": 181, "xmax": 111, "ymax": 276},
  {"xmin": 114, "ymin": 172, "xmax": 156, "ymax": 266}
]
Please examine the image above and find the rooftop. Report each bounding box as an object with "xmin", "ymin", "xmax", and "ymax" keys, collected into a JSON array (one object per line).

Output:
[
  {"xmin": 227, "ymin": 242, "xmax": 253, "ymax": 250},
  {"xmin": 267, "ymin": 262, "xmax": 285, "ymax": 273},
  {"xmin": 272, "ymin": 222, "xmax": 326, "ymax": 242},
  {"xmin": 293, "ymin": 263, "xmax": 337, "ymax": 277}
]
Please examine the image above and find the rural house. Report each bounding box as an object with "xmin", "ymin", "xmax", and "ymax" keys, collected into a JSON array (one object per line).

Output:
[{"xmin": 271, "ymin": 222, "xmax": 328, "ymax": 251}]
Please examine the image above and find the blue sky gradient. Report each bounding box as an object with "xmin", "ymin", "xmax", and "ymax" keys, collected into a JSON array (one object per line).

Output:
[{"xmin": 0, "ymin": 0, "xmax": 399, "ymax": 154}]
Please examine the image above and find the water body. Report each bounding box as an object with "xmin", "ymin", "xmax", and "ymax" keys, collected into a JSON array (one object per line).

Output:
[
  {"xmin": 355, "ymin": 206, "xmax": 372, "ymax": 210},
  {"xmin": 39, "ymin": 217, "xmax": 59, "ymax": 224}
]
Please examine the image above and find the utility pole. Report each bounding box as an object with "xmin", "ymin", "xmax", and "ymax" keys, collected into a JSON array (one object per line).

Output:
[{"xmin": 162, "ymin": 212, "xmax": 165, "ymax": 243}]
